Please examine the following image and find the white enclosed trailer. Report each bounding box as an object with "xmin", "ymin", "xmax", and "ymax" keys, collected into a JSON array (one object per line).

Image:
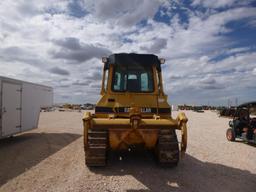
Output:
[{"xmin": 0, "ymin": 76, "xmax": 53, "ymax": 138}]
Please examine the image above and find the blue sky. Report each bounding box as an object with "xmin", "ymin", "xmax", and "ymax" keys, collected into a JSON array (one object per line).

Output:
[{"xmin": 0, "ymin": 0, "xmax": 255, "ymax": 106}]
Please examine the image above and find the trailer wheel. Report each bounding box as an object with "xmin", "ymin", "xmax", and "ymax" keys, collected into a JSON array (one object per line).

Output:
[{"xmin": 226, "ymin": 128, "xmax": 235, "ymax": 141}]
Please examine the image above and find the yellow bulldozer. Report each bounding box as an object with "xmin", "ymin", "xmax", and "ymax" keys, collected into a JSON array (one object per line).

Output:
[{"xmin": 83, "ymin": 53, "xmax": 188, "ymax": 167}]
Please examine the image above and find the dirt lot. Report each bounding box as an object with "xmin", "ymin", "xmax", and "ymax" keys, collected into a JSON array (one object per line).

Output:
[{"xmin": 0, "ymin": 111, "xmax": 255, "ymax": 192}]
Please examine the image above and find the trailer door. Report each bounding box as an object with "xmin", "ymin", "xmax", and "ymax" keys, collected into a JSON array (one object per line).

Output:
[{"xmin": 1, "ymin": 82, "xmax": 21, "ymax": 136}]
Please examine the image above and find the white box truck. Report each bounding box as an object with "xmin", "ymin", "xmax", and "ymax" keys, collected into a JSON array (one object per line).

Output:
[{"xmin": 0, "ymin": 76, "xmax": 53, "ymax": 139}]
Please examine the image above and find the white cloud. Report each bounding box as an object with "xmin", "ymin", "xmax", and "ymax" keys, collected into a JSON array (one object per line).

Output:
[
  {"xmin": 191, "ymin": 0, "xmax": 249, "ymax": 9},
  {"xmin": 163, "ymin": 51, "xmax": 256, "ymax": 105},
  {"xmin": 51, "ymin": 37, "xmax": 111, "ymax": 63},
  {"xmin": 164, "ymin": 7, "xmax": 256, "ymax": 58},
  {"xmin": 253, "ymin": 68, "xmax": 256, "ymax": 75},
  {"xmin": 140, "ymin": 38, "xmax": 167, "ymax": 53},
  {"xmin": 224, "ymin": 47, "xmax": 253, "ymax": 55},
  {"xmin": 0, "ymin": 0, "xmax": 255, "ymax": 104},
  {"xmin": 83, "ymin": 0, "xmax": 162, "ymax": 26}
]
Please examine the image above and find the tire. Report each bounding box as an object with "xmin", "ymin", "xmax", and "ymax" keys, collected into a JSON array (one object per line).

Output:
[{"xmin": 226, "ymin": 128, "xmax": 235, "ymax": 141}]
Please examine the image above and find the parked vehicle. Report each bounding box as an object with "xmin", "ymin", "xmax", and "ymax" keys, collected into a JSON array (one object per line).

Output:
[
  {"xmin": 226, "ymin": 102, "xmax": 256, "ymax": 143},
  {"xmin": 219, "ymin": 107, "xmax": 236, "ymax": 118},
  {"xmin": 83, "ymin": 53, "xmax": 188, "ymax": 167},
  {"xmin": 0, "ymin": 76, "xmax": 53, "ymax": 139}
]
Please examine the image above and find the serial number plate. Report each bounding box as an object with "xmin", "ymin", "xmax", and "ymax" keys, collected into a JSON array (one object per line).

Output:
[{"xmin": 123, "ymin": 107, "xmax": 152, "ymax": 113}]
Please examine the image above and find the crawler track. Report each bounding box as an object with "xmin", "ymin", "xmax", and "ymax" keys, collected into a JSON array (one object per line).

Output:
[
  {"xmin": 156, "ymin": 129, "xmax": 179, "ymax": 167},
  {"xmin": 85, "ymin": 129, "xmax": 108, "ymax": 167}
]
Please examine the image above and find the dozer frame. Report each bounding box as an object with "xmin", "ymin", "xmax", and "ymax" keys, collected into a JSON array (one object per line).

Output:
[{"xmin": 83, "ymin": 53, "xmax": 188, "ymax": 167}]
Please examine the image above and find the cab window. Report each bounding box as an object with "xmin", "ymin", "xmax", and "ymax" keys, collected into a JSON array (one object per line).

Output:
[{"xmin": 112, "ymin": 65, "xmax": 154, "ymax": 92}]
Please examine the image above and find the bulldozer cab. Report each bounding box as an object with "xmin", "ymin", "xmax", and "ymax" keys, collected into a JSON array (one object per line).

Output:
[
  {"xmin": 102, "ymin": 53, "xmax": 162, "ymax": 94},
  {"xmin": 96, "ymin": 53, "xmax": 170, "ymax": 118}
]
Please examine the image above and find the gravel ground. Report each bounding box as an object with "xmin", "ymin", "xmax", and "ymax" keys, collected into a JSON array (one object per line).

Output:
[{"xmin": 0, "ymin": 110, "xmax": 255, "ymax": 192}]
